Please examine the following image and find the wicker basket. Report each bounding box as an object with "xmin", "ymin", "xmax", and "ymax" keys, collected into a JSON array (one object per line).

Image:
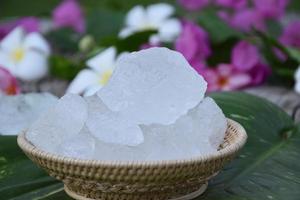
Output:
[{"xmin": 17, "ymin": 119, "xmax": 247, "ymax": 200}]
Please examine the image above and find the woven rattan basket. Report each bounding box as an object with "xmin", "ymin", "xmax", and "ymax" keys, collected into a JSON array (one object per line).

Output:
[{"xmin": 17, "ymin": 118, "xmax": 247, "ymax": 200}]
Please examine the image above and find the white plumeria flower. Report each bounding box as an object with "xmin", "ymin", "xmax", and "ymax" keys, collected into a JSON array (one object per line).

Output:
[
  {"xmin": 294, "ymin": 67, "xmax": 300, "ymax": 93},
  {"xmin": 0, "ymin": 27, "xmax": 50, "ymax": 81},
  {"xmin": 67, "ymin": 47, "xmax": 122, "ymax": 96},
  {"xmin": 119, "ymin": 3, "xmax": 181, "ymax": 44}
]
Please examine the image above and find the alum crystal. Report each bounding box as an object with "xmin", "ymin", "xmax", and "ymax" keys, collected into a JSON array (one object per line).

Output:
[{"xmin": 26, "ymin": 47, "xmax": 226, "ymax": 161}]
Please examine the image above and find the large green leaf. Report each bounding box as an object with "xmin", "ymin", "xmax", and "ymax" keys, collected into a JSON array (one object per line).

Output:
[{"xmin": 0, "ymin": 92, "xmax": 299, "ymax": 200}]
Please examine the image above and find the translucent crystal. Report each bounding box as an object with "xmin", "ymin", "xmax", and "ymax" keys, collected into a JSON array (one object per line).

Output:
[
  {"xmin": 26, "ymin": 94, "xmax": 88, "ymax": 153},
  {"xmin": 97, "ymin": 47, "xmax": 207, "ymax": 125},
  {"xmin": 131, "ymin": 97, "xmax": 226, "ymax": 161},
  {"xmin": 0, "ymin": 93, "xmax": 57, "ymax": 135},
  {"xmin": 85, "ymin": 95, "xmax": 144, "ymax": 146},
  {"xmin": 56, "ymin": 126, "xmax": 95, "ymax": 159}
]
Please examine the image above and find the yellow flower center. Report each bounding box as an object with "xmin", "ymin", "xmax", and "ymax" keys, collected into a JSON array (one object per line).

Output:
[
  {"xmin": 99, "ymin": 70, "xmax": 113, "ymax": 85},
  {"xmin": 12, "ymin": 48, "xmax": 24, "ymax": 62}
]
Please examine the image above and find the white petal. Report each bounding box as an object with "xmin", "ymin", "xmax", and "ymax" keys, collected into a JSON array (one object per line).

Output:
[
  {"xmin": 0, "ymin": 51, "xmax": 17, "ymax": 75},
  {"xmin": 0, "ymin": 27, "xmax": 25, "ymax": 51},
  {"xmin": 24, "ymin": 32, "xmax": 51, "ymax": 55},
  {"xmin": 147, "ymin": 3, "xmax": 174, "ymax": 24},
  {"xmin": 86, "ymin": 47, "xmax": 116, "ymax": 73},
  {"xmin": 15, "ymin": 50, "xmax": 48, "ymax": 81},
  {"xmin": 158, "ymin": 19, "xmax": 181, "ymax": 42},
  {"xmin": 149, "ymin": 34, "xmax": 161, "ymax": 45},
  {"xmin": 118, "ymin": 27, "xmax": 135, "ymax": 38},
  {"xmin": 67, "ymin": 69, "xmax": 99, "ymax": 95},
  {"xmin": 294, "ymin": 67, "xmax": 300, "ymax": 79},
  {"xmin": 295, "ymin": 82, "xmax": 300, "ymax": 94},
  {"xmin": 83, "ymin": 85, "xmax": 103, "ymax": 96},
  {"xmin": 159, "ymin": 19, "xmax": 181, "ymax": 42},
  {"xmin": 126, "ymin": 5, "xmax": 147, "ymax": 27}
]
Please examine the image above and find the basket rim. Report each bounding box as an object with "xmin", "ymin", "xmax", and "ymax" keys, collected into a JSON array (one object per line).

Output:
[{"xmin": 17, "ymin": 118, "xmax": 247, "ymax": 168}]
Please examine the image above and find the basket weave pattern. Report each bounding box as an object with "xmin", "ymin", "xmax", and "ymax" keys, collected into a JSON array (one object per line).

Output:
[{"xmin": 17, "ymin": 119, "xmax": 247, "ymax": 200}]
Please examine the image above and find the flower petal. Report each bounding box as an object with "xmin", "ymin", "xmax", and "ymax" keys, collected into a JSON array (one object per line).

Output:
[
  {"xmin": 15, "ymin": 50, "xmax": 48, "ymax": 81},
  {"xmin": 67, "ymin": 69, "xmax": 99, "ymax": 95},
  {"xmin": 228, "ymin": 74, "xmax": 252, "ymax": 89},
  {"xmin": 0, "ymin": 51, "xmax": 17, "ymax": 75},
  {"xmin": 24, "ymin": 32, "xmax": 51, "ymax": 55},
  {"xmin": 126, "ymin": 5, "xmax": 147, "ymax": 27},
  {"xmin": 119, "ymin": 27, "xmax": 135, "ymax": 38},
  {"xmin": 84, "ymin": 85, "xmax": 103, "ymax": 96},
  {"xmin": 295, "ymin": 82, "xmax": 300, "ymax": 94},
  {"xmin": 147, "ymin": 3, "xmax": 174, "ymax": 24},
  {"xmin": 0, "ymin": 27, "xmax": 24, "ymax": 51},
  {"xmin": 86, "ymin": 47, "xmax": 116, "ymax": 73},
  {"xmin": 158, "ymin": 19, "xmax": 181, "ymax": 42}
]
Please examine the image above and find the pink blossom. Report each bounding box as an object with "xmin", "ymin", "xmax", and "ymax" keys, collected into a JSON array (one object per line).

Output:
[
  {"xmin": 231, "ymin": 41, "xmax": 260, "ymax": 71},
  {"xmin": 248, "ymin": 63, "xmax": 271, "ymax": 86},
  {"xmin": 215, "ymin": 0, "xmax": 247, "ymax": 9},
  {"xmin": 230, "ymin": 9, "xmax": 266, "ymax": 32},
  {"xmin": 280, "ymin": 20, "xmax": 300, "ymax": 48},
  {"xmin": 0, "ymin": 66, "xmax": 20, "ymax": 95},
  {"xmin": 0, "ymin": 17, "xmax": 39, "ymax": 40},
  {"xmin": 175, "ymin": 20, "xmax": 211, "ymax": 73},
  {"xmin": 202, "ymin": 64, "xmax": 251, "ymax": 92},
  {"xmin": 253, "ymin": 0, "xmax": 289, "ymax": 20},
  {"xmin": 16, "ymin": 17, "xmax": 39, "ymax": 33},
  {"xmin": 52, "ymin": 0, "xmax": 85, "ymax": 33},
  {"xmin": 177, "ymin": 0, "xmax": 210, "ymax": 11}
]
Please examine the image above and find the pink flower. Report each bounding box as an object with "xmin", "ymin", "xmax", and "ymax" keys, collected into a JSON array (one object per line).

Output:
[
  {"xmin": 215, "ymin": 0, "xmax": 247, "ymax": 9},
  {"xmin": 230, "ymin": 9, "xmax": 266, "ymax": 32},
  {"xmin": 202, "ymin": 64, "xmax": 251, "ymax": 92},
  {"xmin": 0, "ymin": 66, "xmax": 20, "ymax": 95},
  {"xmin": 0, "ymin": 17, "xmax": 39, "ymax": 40},
  {"xmin": 280, "ymin": 20, "xmax": 300, "ymax": 48},
  {"xmin": 253, "ymin": 0, "xmax": 289, "ymax": 20},
  {"xmin": 16, "ymin": 17, "xmax": 39, "ymax": 33},
  {"xmin": 248, "ymin": 62, "xmax": 271, "ymax": 86},
  {"xmin": 231, "ymin": 41, "xmax": 260, "ymax": 71},
  {"xmin": 177, "ymin": 0, "xmax": 210, "ymax": 11},
  {"xmin": 175, "ymin": 20, "xmax": 211, "ymax": 73},
  {"xmin": 52, "ymin": 0, "xmax": 85, "ymax": 33}
]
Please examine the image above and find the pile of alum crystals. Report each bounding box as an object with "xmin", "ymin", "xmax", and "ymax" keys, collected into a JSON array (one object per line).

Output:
[
  {"xmin": 26, "ymin": 47, "xmax": 227, "ymax": 161},
  {"xmin": 0, "ymin": 93, "xmax": 57, "ymax": 135}
]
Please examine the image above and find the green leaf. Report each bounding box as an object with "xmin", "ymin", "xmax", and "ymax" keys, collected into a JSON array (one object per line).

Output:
[
  {"xmin": 201, "ymin": 92, "xmax": 300, "ymax": 200},
  {"xmin": 98, "ymin": 30, "xmax": 157, "ymax": 53},
  {"xmin": 286, "ymin": 47, "xmax": 300, "ymax": 63},
  {"xmin": 46, "ymin": 28, "xmax": 80, "ymax": 53},
  {"xmin": 197, "ymin": 10, "xmax": 243, "ymax": 43},
  {"xmin": 1, "ymin": 92, "xmax": 299, "ymax": 199},
  {"xmin": 49, "ymin": 55, "xmax": 84, "ymax": 81},
  {"xmin": 86, "ymin": 9, "xmax": 124, "ymax": 41}
]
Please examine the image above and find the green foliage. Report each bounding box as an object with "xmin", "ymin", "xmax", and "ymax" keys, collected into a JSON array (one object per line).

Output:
[
  {"xmin": 255, "ymin": 30, "xmax": 299, "ymax": 85},
  {"xmin": 49, "ymin": 55, "xmax": 84, "ymax": 81},
  {"xmin": 46, "ymin": 28, "xmax": 80, "ymax": 53},
  {"xmin": 1, "ymin": 92, "xmax": 300, "ymax": 199},
  {"xmin": 86, "ymin": 9, "xmax": 124, "ymax": 41}
]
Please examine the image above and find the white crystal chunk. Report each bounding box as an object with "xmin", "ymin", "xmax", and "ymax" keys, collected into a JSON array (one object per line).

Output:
[
  {"xmin": 26, "ymin": 94, "xmax": 88, "ymax": 153},
  {"xmin": 56, "ymin": 126, "xmax": 95, "ymax": 159},
  {"xmin": 97, "ymin": 47, "xmax": 207, "ymax": 125},
  {"xmin": 133, "ymin": 97, "xmax": 226, "ymax": 161},
  {"xmin": 0, "ymin": 93, "xmax": 57, "ymax": 135},
  {"xmin": 85, "ymin": 95, "xmax": 144, "ymax": 146}
]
